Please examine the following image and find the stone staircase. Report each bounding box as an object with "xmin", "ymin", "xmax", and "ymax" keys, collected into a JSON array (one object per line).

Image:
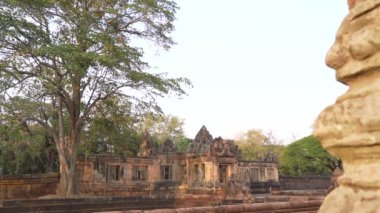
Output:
[{"xmin": 0, "ymin": 196, "xmax": 175, "ymax": 213}]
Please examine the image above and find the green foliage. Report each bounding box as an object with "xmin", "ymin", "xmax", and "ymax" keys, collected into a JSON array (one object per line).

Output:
[
  {"xmin": 0, "ymin": 97, "xmax": 58, "ymax": 175},
  {"xmin": 0, "ymin": 0, "xmax": 190, "ymax": 194},
  {"xmin": 0, "ymin": 0, "xmax": 190, "ymax": 111},
  {"xmin": 78, "ymin": 99, "xmax": 191, "ymax": 156},
  {"xmin": 80, "ymin": 97, "xmax": 140, "ymax": 157},
  {"xmin": 137, "ymin": 113, "xmax": 189, "ymax": 151},
  {"xmin": 279, "ymin": 135, "xmax": 338, "ymax": 176},
  {"xmin": 175, "ymin": 137, "xmax": 192, "ymax": 153},
  {"xmin": 236, "ymin": 129, "xmax": 283, "ymax": 161},
  {"xmin": 0, "ymin": 124, "xmax": 58, "ymax": 175}
]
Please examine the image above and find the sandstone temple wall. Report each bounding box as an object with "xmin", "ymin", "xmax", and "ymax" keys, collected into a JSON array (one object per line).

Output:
[
  {"xmin": 0, "ymin": 126, "xmax": 281, "ymax": 199},
  {"xmin": 76, "ymin": 154, "xmax": 280, "ymax": 197},
  {"xmin": 75, "ymin": 126, "xmax": 280, "ymax": 197},
  {"xmin": 0, "ymin": 173, "xmax": 59, "ymax": 199},
  {"xmin": 237, "ymin": 161, "xmax": 278, "ymax": 183},
  {"xmin": 279, "ymin": 175, "xmax": 331, "ymax": 190}
]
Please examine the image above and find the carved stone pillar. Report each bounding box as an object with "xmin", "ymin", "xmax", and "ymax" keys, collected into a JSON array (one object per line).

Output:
[{"xmin": 314, "ymin": 0, "xmax": 380, "ymax": 212}]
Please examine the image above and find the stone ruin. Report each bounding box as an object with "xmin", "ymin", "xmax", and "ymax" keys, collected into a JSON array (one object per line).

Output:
[
  {"xmin": 190, "ymin": 125, "xmax": 241, "ymax": 158},
  {"xmin": 314, "ymin": 0, "xmax": 380, "ymax": 211},
  {"xmin": 76, "ymin": 125, "xmax": 279, "ymax": 198},
  {"xmin": 137, "ymin": 130, "xmax": 154, "ymax": 157},
  {"xmin": 158, "ymin": 138, "xmax": 176, "ymax": 154},
  {"xmin": 189, "ymin": 125, "xmax": 213, "ymax": 155}
]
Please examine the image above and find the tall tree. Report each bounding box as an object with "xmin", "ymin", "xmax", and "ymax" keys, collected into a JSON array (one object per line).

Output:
[
  {"xmin": 0, "ymin": 97, "xmax": 57, "ymax": 174},
  {"xmin": 138, "ymin": 113, "xmax": 184, "ymax": 141},
  {"xmin": 236, "ymin": 129, "xmax": 283, "ymax": 161},
  {"xmin": 0, "ymin": 0, "xmax": 190, "ymax": 196},
  {"xmin": 279, "ymin": 135, "xmax": 341, "ymax": 176},
  {"xmin": 82, "ymin": 96, "xmax": 140, "ymax": 157},
  {"xmin": 137, "ymin": 113, "xmax": 189, "ymax": 151}
]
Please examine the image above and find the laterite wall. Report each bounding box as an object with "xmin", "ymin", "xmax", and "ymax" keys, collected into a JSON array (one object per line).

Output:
[{"xmin": 0, "ymin": 173, "xmax": 59, "ymax": 199}]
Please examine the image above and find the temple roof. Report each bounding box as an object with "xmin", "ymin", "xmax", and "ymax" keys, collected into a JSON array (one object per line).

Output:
[{"xmin": 190, "ymin": 126, "xmax": 241, "ymax": 158}]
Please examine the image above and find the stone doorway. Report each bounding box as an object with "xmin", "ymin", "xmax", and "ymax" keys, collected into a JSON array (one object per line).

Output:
[{"xmin": 219, "ymin": 164, "xmax": 228, "ymax": 183}]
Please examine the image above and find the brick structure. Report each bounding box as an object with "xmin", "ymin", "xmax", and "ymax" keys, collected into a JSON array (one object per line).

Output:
[
  {"xmin": 76, "ymin": 126, "xmax": 279, "ymax": 197},
  {"xmin": 0, "ymin": 173, "xmax": 59, "ymax": 199}
]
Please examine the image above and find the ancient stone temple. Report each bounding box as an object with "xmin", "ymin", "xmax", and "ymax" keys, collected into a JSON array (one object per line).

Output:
[
  {"xmin": 137, "ymin": 130, "xmax": 154, "ymax": 157},
  {"xmin": 76, "ymin": 126, "xmax": 279, "ymax": 196},
  {"xmin": 314, "ymin": 0, "xmax": 380, "ymax": 211}
]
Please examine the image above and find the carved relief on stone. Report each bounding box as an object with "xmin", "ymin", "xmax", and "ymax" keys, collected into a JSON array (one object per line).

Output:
[
  {"xmin": 190, "ymin": 126, "xmax": 242, "ymax": 157},
  {"xmin": 159, "ymin": 138, "xmax": 176, "ymax": 154},
  {"xmin": 190, "ymin": 125, "xmax": 213, "ymax": 155},
  {"xmin": 314, "ymin": 0, "xmax": 380, "ymax": 211},
  {"xmin": 138, "ymin": 131, "xmax": 154, "ymax": 157},
  {"xmin": 262, "ymin": 151, "xmax": 277, "ymax": 162},
  {"xmin": 213, "ymin": 137, "xmax": 241, "ymax": 158}
]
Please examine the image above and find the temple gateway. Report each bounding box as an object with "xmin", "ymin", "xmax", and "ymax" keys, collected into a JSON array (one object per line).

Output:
[{"xmin": 77, "ymin": 126, "xmax": 279, "ymax": 196}]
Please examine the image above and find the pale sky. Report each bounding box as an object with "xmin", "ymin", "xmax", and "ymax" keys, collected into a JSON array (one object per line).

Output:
[{"xmin": 146, "ymin": 1, "xmax": 349, "ymax": 144}]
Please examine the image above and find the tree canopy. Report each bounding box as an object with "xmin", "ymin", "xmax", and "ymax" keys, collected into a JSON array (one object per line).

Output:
[
  {"xmin": 137, "ymin": 113, "xmax": 191, "ymax": 152},
  {"xmin": 279, "ymin": 135, "xmax": 340, "ymax": 176},
  {"xmin": 0, "ymin": 0, "xmax": 190, "ymax": 196},
  {"xmin": 81, "ymin": 96, "xmax": 140, "ymax": 157},
  {"xmin": 0, "ymin": 96, "xmax": 58, "ymax": 175},
  {"xmin": 236, "ymin": 129, "xmax": 283, "ymax": 161}
]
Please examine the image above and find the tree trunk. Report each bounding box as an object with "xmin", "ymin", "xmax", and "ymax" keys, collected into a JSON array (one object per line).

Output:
[
  {"xmin": 56, "ymin": 163, "xmax": 68, "ymax": 195},
  {"xmin": 55, "ymin": 96, "xmax": 81, "ymax": 197},
  {"xmin": 56, "ymin": 146, "xmax": 79, "ymax": 197},
  {"xmin": 57, "ymin": 136, "xmax": 80, "ymax": 197}
]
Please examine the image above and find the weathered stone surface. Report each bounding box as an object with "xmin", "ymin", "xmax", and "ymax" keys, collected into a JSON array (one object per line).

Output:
[
  {"xmin": 73, "ymin": 126, "xmax": 279, "ymax": 198},
  {"xmin": 348, "ymin": 0, "xmax": 369, "ymax": 9},
  {"xmin": 212, "ymin": 137, "xmax": 241, "ymax": 158},
  {"xmin": 279, "ymin": 176, "xmax": 331, "ymax": 191},
  {"xmin": 116, "ymin": 200, "xmax": 322, "ymax": 213},
  {"xmin": 314, "ymin": 0, "xmax": 380, "ymax": 211},
  {"xmin": 190, "ymin": 126, "xmax": 241, "ymax": 158},
  {"xmin": 138, "ymin": 131, "xmax": 154, "ymax": 157},
  {"xmin": 0, "ymin": 196, "xmax": 176, "ymax": 213},
  {"xmin": 223, "ymin": 173, "xmax": 252, "ymax": 201},
  {"xmin": 261, "ymin": 151, "xmax": 277, "ymax": 162},
  {"xmin": 159, "ymin": 139, "xmax": 176, "ymax": 154},
  {"xmin": 189, "ymin": 125, "xmax": 213, "ymax": 155},
  {"xmin": 0, "ymin": 173, "xmax": 59, "ymax": 199}
]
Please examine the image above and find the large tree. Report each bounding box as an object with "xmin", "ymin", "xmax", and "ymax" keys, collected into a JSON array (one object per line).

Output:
[
  {"xmin": 137, "ymin": 113, "xmax": 190, "ymax": 151},
  {"xmin": 236, "ymin": 129, "xmax": 283, "ymax": 161},
  {"xmin": 0, "ymin": 0, "xmax": 189, "ymax": 196},
  {"xmin": 0, "ymin": 96, "xmax": 57, "ymax": 175},
  {"xmin": 279, "ymin": 135, "xmax": 341, "ymax": 176},
  {"xmin": 82, "ymin": 96, "xmax": 141, "ymax": 157},
  {"xmin": 138, "ymin": 113, "xmax": 184, "ymax": 140}
]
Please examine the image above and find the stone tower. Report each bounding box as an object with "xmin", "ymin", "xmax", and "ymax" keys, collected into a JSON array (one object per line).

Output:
[
  {"xmin": 137, "ymin": 130, "xmax": 154, "ymax": 157},
  {"xmin": 314, "ymin": 0, "xmax": 380, "ymax": 211}
]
